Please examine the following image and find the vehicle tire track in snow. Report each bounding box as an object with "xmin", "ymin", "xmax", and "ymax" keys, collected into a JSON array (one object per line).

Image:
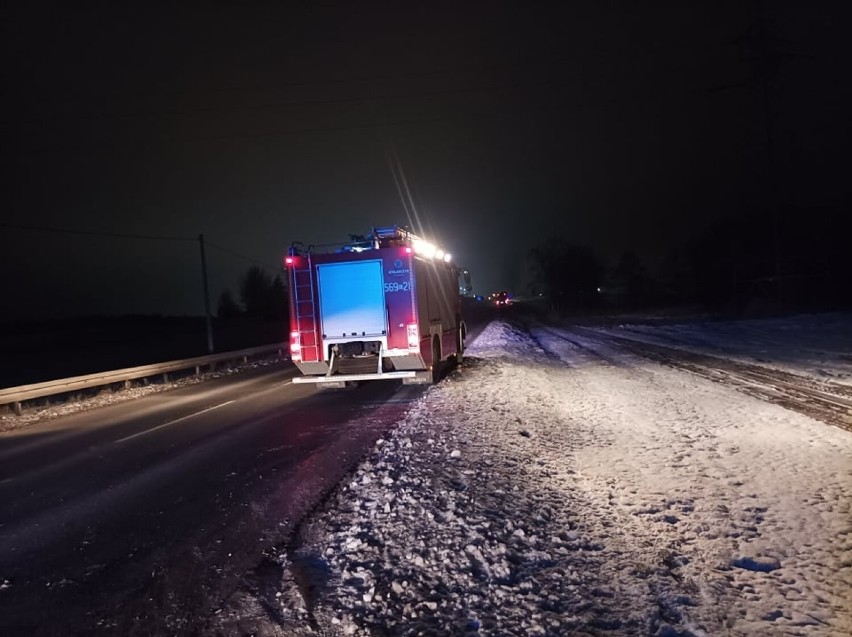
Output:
[
  {"xmin": 266, "ymin": 320, "xmax": 852, "ymax": 636},
  {"xmin": 576, "ymin": 328, "xmax": 852, "ymax": 433},
  {"xmin": 528, "ymin": 323, "xmax": 742, "ymax": 632},
  {"xmin": 533, "ymin": 323, "xmax": 852, "ymax": 636}
]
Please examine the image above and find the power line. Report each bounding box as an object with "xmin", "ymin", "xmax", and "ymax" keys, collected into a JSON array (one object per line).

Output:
[
  {"xmin": 0, "ymin": 221, "xmax": 194, "ymax": 242},
  {"xmin": 9, "ymin": 54, "xmax": 750, "ymax": 157},
  {"xmin": 7, "ymin": 76, "xmax": 557, "ymax": 128},
  {"xmin": 2, "ymin": 221, "xmax": 282, "ymax": 273},
  {"xmin": 205, "ymin": 240, "xmax": 283, "ymax": 274},
  {"xmin": 14, "ymin": 107, "xmax": 507, "ymax": 156},
  {"xmin": 6, "ymin": 41, "xmax": 737, "ymax": 127}
]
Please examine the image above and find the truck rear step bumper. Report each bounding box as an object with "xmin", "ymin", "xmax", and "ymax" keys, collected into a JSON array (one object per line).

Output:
[{"xmin": 292, "ymin": 370, "xmax": 431, "ymax": 386}]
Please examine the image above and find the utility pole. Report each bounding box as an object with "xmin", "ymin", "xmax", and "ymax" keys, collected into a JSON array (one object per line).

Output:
[{"xmin": 198, "ymin": 233, "xmax": 214, "ymax": 353}]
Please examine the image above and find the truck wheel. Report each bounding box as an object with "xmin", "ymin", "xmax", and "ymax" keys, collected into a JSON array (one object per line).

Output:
[{"xmin": 430, "ymin": 336, "xmax": 442, "ymax": 384}]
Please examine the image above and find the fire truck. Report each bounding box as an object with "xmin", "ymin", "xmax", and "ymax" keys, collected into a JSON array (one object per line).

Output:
[{"xmin": 285, "ymin": 226, "xmax": 466, "ymax": 387}]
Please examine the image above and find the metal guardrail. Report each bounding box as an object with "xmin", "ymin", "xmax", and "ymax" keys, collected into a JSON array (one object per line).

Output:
[{"xmin": 0, "ymin": 343, "xmax": 287, "ymax": 415}]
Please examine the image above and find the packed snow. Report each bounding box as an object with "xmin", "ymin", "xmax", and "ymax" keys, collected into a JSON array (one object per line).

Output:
[{"xmin": 270, "ymin": 317, "xmax": 852, "ymax": 636}]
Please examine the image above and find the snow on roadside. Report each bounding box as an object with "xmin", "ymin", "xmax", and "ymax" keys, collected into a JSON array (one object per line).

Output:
[
  {"xmin": 278, "ymin": 319, "xmax": 852, "ymax": 636},
  {"xmin": 589, "ymin": 312, "xmax": 852, "ymax": 386}
]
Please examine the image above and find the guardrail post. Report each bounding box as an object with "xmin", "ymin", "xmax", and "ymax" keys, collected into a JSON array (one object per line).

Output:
[
  {"xmin": 195, "ymin": 365, "xmax": 201, "ymax": 376},
  {"xmin": 14, "ymin": 401, "xmax": 22, "ymax": 416}
]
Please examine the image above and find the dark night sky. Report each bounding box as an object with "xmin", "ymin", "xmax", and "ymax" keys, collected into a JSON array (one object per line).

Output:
[{"xmin": 2, "ymin": 1, "xmax": 850, "ymax": 320}]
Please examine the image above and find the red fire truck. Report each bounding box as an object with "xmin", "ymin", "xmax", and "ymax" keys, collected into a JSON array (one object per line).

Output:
[{"xmin": 285, "ymin": 226, "xmax": 466, "ymax": 387}]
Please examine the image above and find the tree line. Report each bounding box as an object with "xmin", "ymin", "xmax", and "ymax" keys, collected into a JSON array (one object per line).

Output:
[
  {"xmin": 217, "ymin": 266, "xmax": 288, "ymax": 320},
  {"xmin": 527, "ymin": 208, "xmax": 851, "ymax": 314},
  {"xmin": 218, "ymin": 207, "xmax": 850, "ymax": 322}
]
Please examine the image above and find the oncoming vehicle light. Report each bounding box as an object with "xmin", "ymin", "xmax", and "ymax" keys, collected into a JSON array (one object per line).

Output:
[{"xmin": 407, "ymin": 323, "xmax": 420, "ymax": 351}]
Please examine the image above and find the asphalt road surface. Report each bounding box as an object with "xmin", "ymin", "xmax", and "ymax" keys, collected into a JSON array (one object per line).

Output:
[{"xmin": 0, "ymin": 362, "xmax": 433, "ymax": 636}]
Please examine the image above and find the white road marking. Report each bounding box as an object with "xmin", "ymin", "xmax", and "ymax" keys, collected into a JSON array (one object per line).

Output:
[{"xmin": 114, "ymin": 401, "xmax": 236, "ymax": 444}]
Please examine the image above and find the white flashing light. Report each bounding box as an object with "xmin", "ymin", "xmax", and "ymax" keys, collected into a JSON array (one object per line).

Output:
[
  {"xmin": 409, "ymin": 234, "xmax": 451, "ymax": 261},
  {"xmin": 289, "ymin": 331, "xmax": 301, "ymax": 360},
  {"xmin": 406, "ymin": 323, "xmax": 420, "ymax": 351},
  {"xmin": 413, "ymin": 238, "xmax": 435, "ymax": 258}
]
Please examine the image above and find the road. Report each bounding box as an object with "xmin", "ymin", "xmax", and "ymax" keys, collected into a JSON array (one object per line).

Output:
[
  {"xmin": 2, "ymin": 309, "xmax": 848, "ymax": 636},
  {"xmin": 0, "ymin": 361, "xmax": 432, "ymax": 636}
]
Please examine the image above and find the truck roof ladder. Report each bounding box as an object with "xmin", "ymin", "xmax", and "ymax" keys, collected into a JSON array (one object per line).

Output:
[{"xmin": 291, "ymin": 252, "xmax": 321, "ymax": 363}]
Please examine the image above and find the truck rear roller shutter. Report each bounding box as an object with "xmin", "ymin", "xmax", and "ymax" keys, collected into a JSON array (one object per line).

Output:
[{"xmin": 317, "ymin": 260, "xmax": 387, "ymax": 338}]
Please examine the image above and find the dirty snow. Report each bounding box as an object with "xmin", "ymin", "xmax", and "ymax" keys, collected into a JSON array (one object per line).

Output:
[{"xmin": 275, "ymin": 318, "xmax": 852, "ymax": 636}]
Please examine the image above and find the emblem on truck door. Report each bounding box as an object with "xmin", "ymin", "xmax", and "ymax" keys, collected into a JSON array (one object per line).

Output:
[{"xmin": 388, "ymin": 258, "xmax": 410, "ymax": 276}]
